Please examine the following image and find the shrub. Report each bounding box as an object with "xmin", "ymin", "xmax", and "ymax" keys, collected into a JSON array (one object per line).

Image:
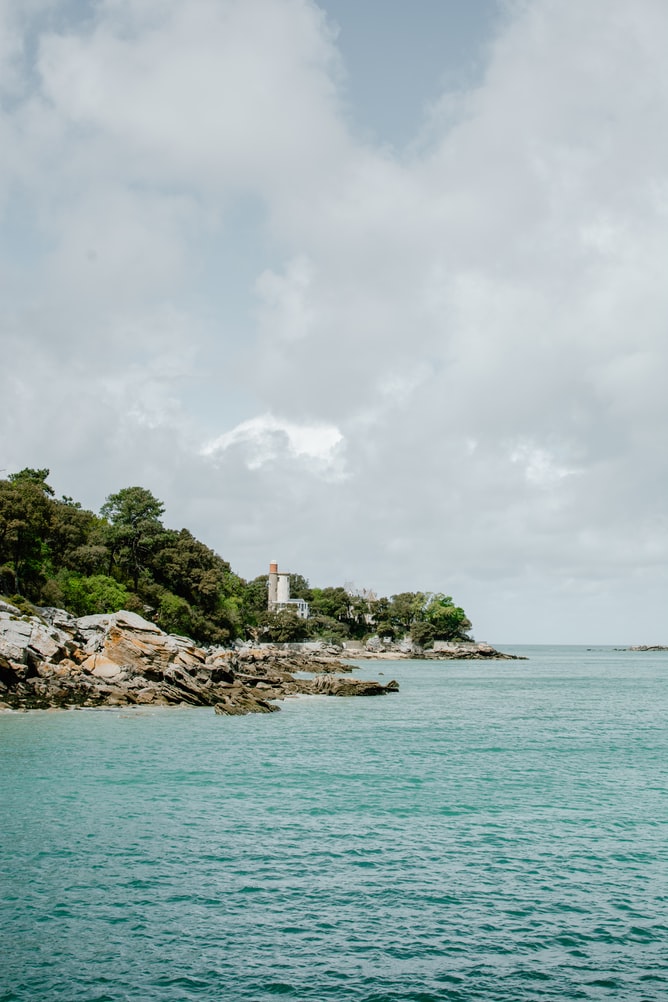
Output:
[{"xmin": 57, "ymin": 572, "xmax": 130, "ymax": 617}]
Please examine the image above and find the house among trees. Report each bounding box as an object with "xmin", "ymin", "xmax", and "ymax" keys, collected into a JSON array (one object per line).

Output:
[{"xmin": 267, "ymin": 560, "xmax": 310, "ymax": 618}]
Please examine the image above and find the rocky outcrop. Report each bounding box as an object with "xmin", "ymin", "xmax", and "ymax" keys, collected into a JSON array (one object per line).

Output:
[
  {"xmin": 213, "ymin": 688, "xmax": 280, "ymax": 715},
  {"xmin": 303, "ymin": 674, "xmax": 400, "ymax": 697},
  {"xmin": 345, "ymin": 637, "xmax": 524, "ymax": 660},
  {"xmin": 0, "ymin": 603, "xmax": 397, "ymax": 713},
  {"xmin": 424, "ymin": 641, "xmax": 523, "ymax": 660}
]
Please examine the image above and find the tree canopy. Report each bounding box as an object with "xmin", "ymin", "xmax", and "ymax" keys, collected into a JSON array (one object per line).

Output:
[{"xmin": 100, "ymin": 486, "xmax": 166, "ymax": 590}]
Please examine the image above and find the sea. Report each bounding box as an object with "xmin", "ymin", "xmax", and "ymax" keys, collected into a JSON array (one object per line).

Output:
[{"xmin": 1, "ymin": 645, "xmax": 667, "ymax": 1001}]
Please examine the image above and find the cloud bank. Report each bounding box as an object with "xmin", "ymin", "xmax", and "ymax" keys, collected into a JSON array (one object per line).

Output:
[{"xmin": 2, "ymin": 0, "xmax": 667, "ymax": 642}]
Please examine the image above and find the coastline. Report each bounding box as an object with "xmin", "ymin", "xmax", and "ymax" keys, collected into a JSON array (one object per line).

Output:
[
  {"xmin": 0, "ymin": 603, "xmax": 399, "ymax": 713},
  {"xmin": 1, "ymin": 601, "xmax": 521, "ymax": 713}
]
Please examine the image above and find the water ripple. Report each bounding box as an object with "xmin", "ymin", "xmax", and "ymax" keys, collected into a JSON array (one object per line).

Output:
[{"xmin": 1, "ymin": 647, "xmax": 667, "ymax": 1000}]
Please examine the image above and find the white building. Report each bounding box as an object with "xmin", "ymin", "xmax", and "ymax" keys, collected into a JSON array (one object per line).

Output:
[{"xmin": 267, "ymin": 560, "xmax": 309, "ymax": 618}]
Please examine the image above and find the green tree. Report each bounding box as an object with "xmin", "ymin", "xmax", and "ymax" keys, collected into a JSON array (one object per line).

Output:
[
  {"xmin": 259, "ymin": 608, "xmax": 310, "ymax": 642},
  {"xmin": 306, "ymin": 613, "xmax": 349, "ymax": 642},
  {"xmin": 288, "ymin": 573, "xmax": 312, "ymax": 601},
  {"xmin": 8, "ymin": 468, "xmax": 54, "ymax": 494},
  {"xmin": 242, "ymin": 575, "xmax": 270, "ymax": 620},
  {"xmin": 100, "ymin": 486, "xmax": 166, "ymax": 590},
  {"xmin": 345, "ymin": 593, "xmax": 372, "ymax": 638},
  {"xmin": 387, "ymin": 592, "xmax": 426, "ymax": 635},
  {"xmin": 48, "ymin": 499, "xmax": 108, "ymax": 577},
  {"xmin": 0, "ymin": 469, "xmax": 55, "ymax": 597},
  {"xmin": 410, "ymin": 621, "xmax": 436, "ymax": 649},
  {"xmin": 151, "ymin": 528, "xmax": 228, "ymax": 612},
  {"xmin": 309, "ymin": 587, "xmax": 356, "ymax": 631},
  {"xmin": 423, "ymin": 593, "xmax": 472, "ymax": 641},
  {"xmin": 369, "ymin": 596, "xmax": 393, "ymax": 639},
  {"xmin": 54, "ymin": 572, "xmax": 131, "ymax": 616},
  {"xmin": 157, "ymin": 591, "xmax": 194, "ymax": 636}
]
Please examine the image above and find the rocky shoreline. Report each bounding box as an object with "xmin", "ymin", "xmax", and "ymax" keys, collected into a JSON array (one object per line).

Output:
[
  {"xmin": 0, "ymin": 601, "xmax": 520, "ymax": 713},
  {"xmin": 0, "ymin": 602, "xmax": 400, "ymax": 713},
  {"xmin": 342, "ymin": 639, "xmax": 524, "ymax": 660}
]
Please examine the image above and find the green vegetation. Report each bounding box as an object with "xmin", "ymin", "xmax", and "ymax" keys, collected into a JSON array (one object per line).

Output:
[{"xmin": 0, "ymin": 468, "xmax": 472, "ymax": 646}]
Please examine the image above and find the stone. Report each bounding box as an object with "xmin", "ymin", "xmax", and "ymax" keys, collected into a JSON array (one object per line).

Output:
[
  {"xmin": 112, "ymin": 610, "xmax": 163, "ymax": 633},
  {"xmin": 0, "ymin": 607, "xmax": 401, "ymax": 711},
  {"xmin": 26, "ymin": 627, "xmax": 67, "ymax": 663},
  {"xmin": 214, "ymin": 690, "xmax": 280, "ymax": 715},
  {"xmin": 0, "ymin": 618, "xmax": 32, "ymax": 639},
  {"xmin": 75, "ymin": 614, "xmax": 114, "ymax": 632},
  {"xmin": 82, "ymin": 655, "xmax": 127, "ymax": 680},
  {"xmin": 102, "ymin": 627, "xmax": 173, "ymax": 672},
  {"xmin": 307, "ymin": 674, "xmax": 399, "ymax": 697}
]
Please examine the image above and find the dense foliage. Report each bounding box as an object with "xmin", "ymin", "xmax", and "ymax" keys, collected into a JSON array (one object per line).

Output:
[{"xmin": 0, "ymin": 469, "xmax": 472, "ymax": 646}]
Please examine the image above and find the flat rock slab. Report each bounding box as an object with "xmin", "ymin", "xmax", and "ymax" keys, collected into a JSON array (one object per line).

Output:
[{"xmin": 81, "ymin": 654, "xmax": 127, "ymax": 680}]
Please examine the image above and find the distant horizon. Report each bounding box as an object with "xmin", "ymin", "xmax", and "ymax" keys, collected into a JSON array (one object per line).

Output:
[{"xmin": 485, "ymin": 640, "xmax": 667, "ymax": 649}]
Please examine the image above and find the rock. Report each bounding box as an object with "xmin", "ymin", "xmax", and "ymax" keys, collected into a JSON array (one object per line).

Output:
[
  {"xmin": 112, "ymin": 610, "xmax": 162, "ymax": 633},
  {"xmin": 74, "ymin": 613, "xmax": 115, "ymax": 632},
  {"xmin": 81, "ymin": 654, "xmax": 126, "ymax": 680},
  {"xmin": 305, "ymin": 673, "xmax": 399, "ymax": 697},
  {"xmin": 424, "ymin": 641, "xmax": 525, "ymax": 660},
  {"xmin": 214, "ymin": 690, "xmax": 280, "ymax": 715},
  {"xmin": 36, "ymin": 607, "xmax": 79, "ymax": 632},
  {"xmin": 0, "ymin": 608, "xmax": 400, "ymax": 712},
  {"xmin": 102, "ymin": 626, "xmax": 173, "ymax": 673},
  {"xmin": 210, "ymin": 665, "xmax": 235, "ymax": 684},
  {"xmin": 26, "ymin": 628, "xmax": 68, "ymax": 664},
  {"xmin": 0, "ymin": 616, "xmax": 32, "ymax": 638},
  {"xmin": 342, "ymin": 638, "xmax": 525, "ymax": 660}
]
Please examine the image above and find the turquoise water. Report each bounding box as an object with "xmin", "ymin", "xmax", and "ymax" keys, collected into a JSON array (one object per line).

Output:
[{"xmin": 1, "ymin": 646, "xmax": 667, "ymax": 1001}]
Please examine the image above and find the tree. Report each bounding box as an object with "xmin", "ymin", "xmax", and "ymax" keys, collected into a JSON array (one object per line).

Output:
[
  {"xmin": 309, "ymin": 586, "xmax": 351, "ymax": 624},
  {"xmin": 423, "ymin": 593, "xmax": 472, "ymax": 641},
  {"xmin": 0, "ymin": 469, "xmax": 55, "ymax": 596},
  {"xmin": 157, "ymin": 591, "xmax": 194, "ymax": 637},
  {"xmin": 306, "ymin": 614, "xmax": 349, "ymax": 642},
  {"xmin": 48, "ymin": 499, "xmax": 108, "ymax": 576},
  {"xmin": 242, "ymin": 575, "xmax": 269, "ymax": 620},
  {"xmin": 151, "ymin": 528, "xmax": 229, "ymax": 612},
  {"xmin": 259, "ymin": 608, "xmax": 310, "ymax": 643},
  {"xmin": 410, "ymin": 621, "xmax": 436, "ymax": 649},
  {"xmin": 8, "ymin": 468, "xmax": 54, "ymax": 495},
  {"xmin": 100, "ymin": 486, "xmax": 166, "ymax": 590},
  {"xmin": 289, "ymin": 573, "xmax": 312, "ymax": 601},
  {"xmin": 345, "ymin": 593, "xmax": 373, "ymax": 638},
  {"xmin": 387, "ymin": 592, "xmax": 426, "ymax": 635},
  {"xmin": 54, "ymin": 573, "xmax": 131, "ymax": 617}
]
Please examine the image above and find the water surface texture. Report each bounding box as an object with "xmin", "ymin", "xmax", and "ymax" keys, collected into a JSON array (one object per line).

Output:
[{"xmin": 1, "ymin": 647, "xmax": 667, "ymax": 1000}]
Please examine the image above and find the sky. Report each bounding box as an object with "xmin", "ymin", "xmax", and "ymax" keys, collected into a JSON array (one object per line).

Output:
[{"xmin": 2, "ymin": 0, "xmax": 667, "ymax": 644}]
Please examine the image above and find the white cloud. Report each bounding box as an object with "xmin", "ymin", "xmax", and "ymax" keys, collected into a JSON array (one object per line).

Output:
[
  {"xmin": 37, "ymin": 0, "xmax": 348, "ymax": 194},
  {"xmin": 2, "ymin": 0, "xmax": 668, "ymax": 641},
  {"xmin": 202, "ymin": 414, "xmax": 344, "ymax": 473},
  {"xmin": 255, "ymin": 256, "xmax": 316, "ymax": 342},
  {"xmin": 509, "ymin": 441, "xmax": 579, "ymax": 488}
]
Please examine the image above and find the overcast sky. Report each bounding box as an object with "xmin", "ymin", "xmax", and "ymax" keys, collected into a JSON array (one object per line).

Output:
[{"xmin": 2, "ymin": 0, "xmax": 667, "ymax": 644}]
